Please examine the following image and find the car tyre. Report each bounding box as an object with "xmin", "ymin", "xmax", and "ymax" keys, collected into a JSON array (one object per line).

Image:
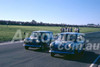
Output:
[
  {"xmin": 25, "ymin": 46, "xmax": 29, "ymax": 50},
  {"xmin": 40, "ymin": 45, "xmax": 45, "ymax": 50},
  {"xmin": 75, "ymin": 50, "xmax": 78, "ymax": 55},
  {"xmin": 80, "ymin": 50, "xmax": 85, "ymax": 56},
  {"xmin": 51, "ymin": 53, "xmax": 55, "ymax": 57}
]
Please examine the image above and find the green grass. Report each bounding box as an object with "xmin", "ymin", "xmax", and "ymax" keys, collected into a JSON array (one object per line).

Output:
[{"xmin": 0, "ymin": 25, "xmax": 100, "ymax": 42}]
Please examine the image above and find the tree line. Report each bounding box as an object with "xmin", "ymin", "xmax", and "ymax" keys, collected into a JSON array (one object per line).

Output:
[{"xmin": 0, "ymin": 20, "xmax": 100, "ymax": 28}]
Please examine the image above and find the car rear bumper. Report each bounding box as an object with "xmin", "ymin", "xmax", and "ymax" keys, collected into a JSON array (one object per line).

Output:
[{"xmin": 49, "ymin": 50, "xmax": 74, "ymax": 54}]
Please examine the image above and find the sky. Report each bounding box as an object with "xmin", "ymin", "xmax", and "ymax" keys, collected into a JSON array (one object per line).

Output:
[{"xmin": 0, "ymin": 0, "xmax": 100, "ymax": 25}]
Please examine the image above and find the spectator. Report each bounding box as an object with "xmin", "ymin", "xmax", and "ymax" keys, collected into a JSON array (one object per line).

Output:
[
  {"xmin": 60, "ymin": 27, "xmax": 64, "ymax": 32},
  {"xmin": 74, "ymin": 27, "xmax": 77, "ymax": 32},
  {"xmin": 67, "ymin": 27, "xmax": 70, "ymax": 32},
  {"xmin": 62, "ymin": 27, "xmax": 64, "ymax": 32},
  {"xmin": 77, "ymin": 27, "xmax": 80, "ymax": 33},
  {"xmin": 70, "ymin": 27, "xmax": 72, "ymax": 32},
  {"xmin": 64, "ymin": 27, "xmax": 66, "ymax": 32},
  {"xmin": 24, "ymin": 32, "xmax": 26, "ymax": 35},
  {"xmin": 65, "ymin": 27, "xmax": 67, "ymax": 32}
]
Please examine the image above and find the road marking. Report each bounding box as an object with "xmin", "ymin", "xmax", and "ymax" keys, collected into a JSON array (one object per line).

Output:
[
  {"xmin": 0, "ymin": 41, "xmax": 23, "ymax": 45},
  {"xmin": 89, "ymin": 55, "xmax": 100, "ymax": 67}
]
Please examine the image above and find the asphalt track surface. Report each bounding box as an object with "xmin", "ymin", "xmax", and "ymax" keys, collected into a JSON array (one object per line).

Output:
[{"xmin": 0, "ymin": 32, "xmax": 100, "ymax": 67}]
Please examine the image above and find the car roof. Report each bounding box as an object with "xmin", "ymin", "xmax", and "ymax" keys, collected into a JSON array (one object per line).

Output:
[
  {"xmin": 60, "ymin": 32, "xmax": 84, "ymax": 35},
  {"xmin": 33, "ymin": 31, "xmax": 53, "ymax": 33}
]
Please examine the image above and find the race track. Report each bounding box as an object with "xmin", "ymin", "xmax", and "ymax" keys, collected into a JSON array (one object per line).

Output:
[{"xmin": 0, "ymin": 32, "xmax": 100, "ymax": 67}]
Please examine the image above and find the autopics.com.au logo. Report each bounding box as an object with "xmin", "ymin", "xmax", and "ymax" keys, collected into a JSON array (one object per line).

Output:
[{"xmin": 12, "ymin": 29, "xmax": 100, "ymax": 51}]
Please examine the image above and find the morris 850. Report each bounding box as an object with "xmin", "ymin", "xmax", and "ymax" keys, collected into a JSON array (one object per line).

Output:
[
  {"xmin": 49, "ymin": 32, "xmax": 85, "ymax": 57},
  {"xmin": 24, "ymin": 31, "xmax": 53, "ymax": 50}
]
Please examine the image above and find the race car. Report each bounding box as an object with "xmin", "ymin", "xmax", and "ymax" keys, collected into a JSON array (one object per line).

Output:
[
  {"xmin": 49, "ymin": 32, "xmax": 85, "ymax": 57},
  {"xmin": 23, "ymin": 31, "xmax": 53, "ymax": 50}
]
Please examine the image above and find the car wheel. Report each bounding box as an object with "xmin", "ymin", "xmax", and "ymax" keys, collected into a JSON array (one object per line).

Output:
[
  {"xmin": 40, "ymin": 45, "xmax": 45, "ymax": 50},
  {"xmin": 74, "ymin": 50, "xmax": 78, "ymax": 55},
  {"xmin": 51, "ymin": 53, "xmax": 55, "ymax": 57},
  {"xmin": 25, "ymin": 46, "xmax": 29, "ymax": 50},
  {"xmin": 80, "ymin": 50, "xmax": 85, "ymax": 56}
]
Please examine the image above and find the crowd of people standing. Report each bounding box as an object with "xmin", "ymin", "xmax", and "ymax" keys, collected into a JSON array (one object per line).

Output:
[{"xmin": 60, "ymin": 27, "xmax": 80, "ymax": 33}]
